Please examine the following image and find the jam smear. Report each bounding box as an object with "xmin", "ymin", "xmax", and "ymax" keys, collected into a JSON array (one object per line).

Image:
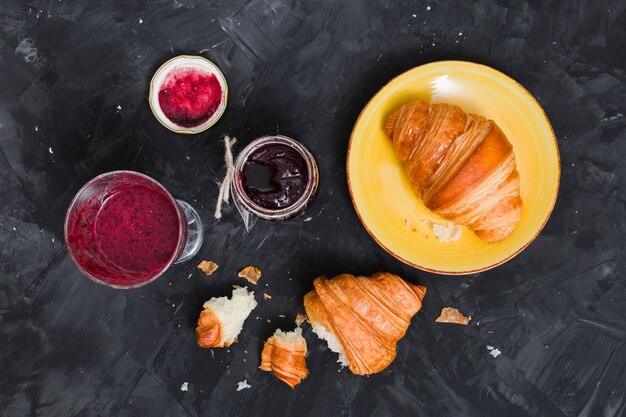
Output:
[
  {"xmin": 242, "ymin": 144, "xmax": 309, "ymax": 210},
  {"xmin": 158, "ymin": 68, "xmax": 222, "ymax": 128}
]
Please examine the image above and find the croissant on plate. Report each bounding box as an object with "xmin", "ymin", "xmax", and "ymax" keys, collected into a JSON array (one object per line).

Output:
[
  {"xmin": 303, "ymin": 272, "xmax": 426, "ymax": 375},
  {"xmin": 384, "ymin": 100, "xmax": 523, "ymax": 243},
  {"xmin": 259, "ymin": 327, "xmax": 309, "ymax": 388}
]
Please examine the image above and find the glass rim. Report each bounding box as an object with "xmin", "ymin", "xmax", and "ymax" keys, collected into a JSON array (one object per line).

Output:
[
  {"xmin": 63, "ymin": 170, "xmax": 186, "ymax": 289},
  {"xmin": 232, "ymin": 135, "xmax": 319, "ymax": 220}
]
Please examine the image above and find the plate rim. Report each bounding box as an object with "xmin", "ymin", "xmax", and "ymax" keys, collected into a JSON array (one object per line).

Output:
[{"xmin": 346, "ymin": 60, "xmax": 561, "ymax": 275}]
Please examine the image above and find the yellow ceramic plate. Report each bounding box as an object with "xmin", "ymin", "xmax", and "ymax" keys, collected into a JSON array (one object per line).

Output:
[{"xmin": 347, "ymin": 61, "xmax": 560, "ymax": 274}]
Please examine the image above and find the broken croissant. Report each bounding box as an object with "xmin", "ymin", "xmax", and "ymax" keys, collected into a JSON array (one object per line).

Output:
[
  {"xmin": 196, "ymin": 287, "xmax": 257, "ymax": 348},
  {"xmin": 304, "ymin": 272, "xmax": 426, "ymax": 375},
  {"xmin": 260, "ymin": 327, "xmax": 309, "ymax": 388},
  {"xmin": 384, "ymin": 100, "xmax": 523, "ymax": 242}
]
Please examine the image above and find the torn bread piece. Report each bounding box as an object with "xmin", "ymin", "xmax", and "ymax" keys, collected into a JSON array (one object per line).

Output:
[
  {"xmin": 260, "ymin": 327, "xmax": 309, "ymax": 388},
  {"xmin": 236, "ymin": 380, "xmax": 251, "ymax": 391},
  {"xmin": 198, "ymin": 260, "xmax": 219, "ymax": 276},
  {"xmin": 239, "ymin": 266, "xmax": 262, "ymax": 284},
  {"xmin": 196, "ymin": 287, "xmax": 257, "ymax": 348},
  {"xmin": 435, "ymin": 307, "xmax": 471, "ymax": 325}
]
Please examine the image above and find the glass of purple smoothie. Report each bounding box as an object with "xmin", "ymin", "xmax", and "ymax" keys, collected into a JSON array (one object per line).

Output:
[{"xmin": 64, "ymin": 171, "xmax": 203, "ymax": 288}]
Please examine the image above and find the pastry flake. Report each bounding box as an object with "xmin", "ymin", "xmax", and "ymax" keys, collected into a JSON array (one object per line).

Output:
[
  {"xmin": 435, "ymin": 307, "xmax": 471, "ymax": 325},
  {"xmin": 263, "ymin": 292, "xmax": 272, "ymax": 300},
  {"xmin": 295, "ymin": 313, "xmax": 307, "ymax": 327},
  {"xmin": 238, "ymin": 266, "xmax": 262, "ymax": 284},
  {"xmin": 197, "ymin": 260, "xmax": 219, "ymax": 276}
]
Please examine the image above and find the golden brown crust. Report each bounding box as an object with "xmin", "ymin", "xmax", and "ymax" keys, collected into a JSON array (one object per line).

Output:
[
  {"xmin": 196, "ymin": 308, "xmax": 222, "ymax": 348},
  {"xmin": 384, "ymin": 101, "xmax": 522, "ymax": 242},
  {"xmin": 427, "ymin": 123, "xmax": 513, "ymax": 210},
  {"xmin": 387, "ymin": 101, "xmax": 430, "ymax": 164},
  {"xmin": 406, "ymin": 103, "xmax": 467, "ymax": 193},
  {"xmin": 259, "ymin": 331, "xmax": 309, "ymax": 388},
  {"xmin": 304, "ymin": 272, "xmax": 426, "ymax": 375},
  {"xmin": 383, "ymin": 108, "xmax": 400, "ymax": 139}
]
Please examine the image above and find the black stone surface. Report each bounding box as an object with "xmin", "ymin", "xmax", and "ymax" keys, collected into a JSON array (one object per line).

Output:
[{"xmin": 1, "ymin": 1, "xmax": 625, "ymax": 416}]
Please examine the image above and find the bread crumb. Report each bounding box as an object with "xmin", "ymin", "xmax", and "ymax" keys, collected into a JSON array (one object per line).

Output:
[
  {"xmin": 486, "ymin": 346, "xmax": 501, "ymax": 358},
  {"xmin": 187, "ymin": 273, "xmax": 192, "ymax": 280},
  {"xmin": 295, "ymin": 313, "xmax": 307, "ymax": 327},
  {"xmin": 180, "ymin": 382, "xmax": 188, "ymax": 391},
  {"xmin": 432, "ymin": 222, "xmax": 461, "ymax": 242},
  {"xmin": 263, "ymin": 293, "xmax": 272, "ymax": 300},
  {"xmin": 435, "ymin": 307, "xmax": 471, "ymax": 325},
  {"xmin": 239, "ymin": 266, "xmax": 262, "ymax": 284},
  {"xmin": 232, "ymin": 284, "xmax": 241, "ymax": 289},
  {"xmin": 236, "ymin": 380, "xmax": 251, "ymax": 391},
  {"xmin": 405, "ymin": 216, "xmax": 411, "ymax": 229},
  {"xmin": 197, "ymin": 260, "xmax": 219, "ymax": 276}
]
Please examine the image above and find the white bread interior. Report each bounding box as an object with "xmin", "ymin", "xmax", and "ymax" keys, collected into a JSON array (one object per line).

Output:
[
  {"xmin": 310, "ymin": 322, "xmax": 348, "ymax": 367},
  {"xmin": 271, "ymin": 327, "xmax": 306, "ymax": 347},
  {"xmin": 203, "ymin": 287, "xmax": 257, "ymax": 346}
]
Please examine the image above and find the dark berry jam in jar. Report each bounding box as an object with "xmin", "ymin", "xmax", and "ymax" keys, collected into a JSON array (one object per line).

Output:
[{"xmin": 233, "ymin": 136, "xmax": 318, "ymax": 220}]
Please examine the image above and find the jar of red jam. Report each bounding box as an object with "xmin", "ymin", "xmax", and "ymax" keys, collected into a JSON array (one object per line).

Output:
[
  {"xmin": 149, "ymin": 55, "xmax": 228, "ymax": 134},
  {"xmin": 232, "ymin": 135, "xmax": 319, "ymax": 221}
]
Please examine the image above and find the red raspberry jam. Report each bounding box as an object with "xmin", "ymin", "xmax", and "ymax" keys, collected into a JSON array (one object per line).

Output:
[{"xmin": 158, "ymin": 68, "xmax": 223, "ymax": 128}]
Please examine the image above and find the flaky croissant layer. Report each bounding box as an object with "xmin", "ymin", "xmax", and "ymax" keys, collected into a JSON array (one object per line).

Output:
[
  {"xmin": 304, "ymin": 272, "xmax": 426, "ymax": 375},
  {"xmin": 260, "ymin": 327, "xmax": 309, "ymax": 388},
  {"xmin": 384, "ymin": 100, "xmax": 523, "ymax": 243}
]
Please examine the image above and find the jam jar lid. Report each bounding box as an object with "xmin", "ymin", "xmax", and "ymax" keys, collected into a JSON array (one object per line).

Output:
[{"xmin": 232, "ymin": 135, "xmax": 319, "ymax": 221}]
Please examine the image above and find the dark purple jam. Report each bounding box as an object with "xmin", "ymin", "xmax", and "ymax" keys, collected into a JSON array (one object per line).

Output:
[{"xmin": 241, "ymin": 144, "xmax": 309, "ymax": 210}]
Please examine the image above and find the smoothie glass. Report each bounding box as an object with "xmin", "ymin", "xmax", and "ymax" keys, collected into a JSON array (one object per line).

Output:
[{"xmin": 64, "ymin": 171, "xmax": 203, "ymax": 288}]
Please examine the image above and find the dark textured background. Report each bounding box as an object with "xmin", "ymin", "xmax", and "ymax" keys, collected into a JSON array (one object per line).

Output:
[{"xmin": 1, "ymin": 0, "xmax": 625, "ymax": 416}]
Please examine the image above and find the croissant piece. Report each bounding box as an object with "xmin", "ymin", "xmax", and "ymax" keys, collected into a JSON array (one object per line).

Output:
[
  {"xmin": 304, "ymin": 272, "xmax": 426, "ymax": 375},
  {"xmin": 259, "ymin": 327, "xmax": 309, "ymax": 388},
  {"xmin": 384, "ymin": 100, "xmax": 523, "ymax": 243},
  {"xmin": 196, "ymin": 287, "xmax": 257, "ymax": 348}
]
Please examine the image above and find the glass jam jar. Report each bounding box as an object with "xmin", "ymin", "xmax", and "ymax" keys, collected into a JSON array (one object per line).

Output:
[{"xmin": 232, "ymin": 135, "xmax": 319, "ymax": 221}]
